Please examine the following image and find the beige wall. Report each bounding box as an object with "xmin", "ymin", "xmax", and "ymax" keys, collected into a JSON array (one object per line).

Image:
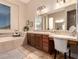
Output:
[
  {"xmin": 0, "ymin": 0, "xmax": 26, "ymax": 33},
  {"xmin": 25, "ymin": 0, "xmax": 76, "ymax": 30}
]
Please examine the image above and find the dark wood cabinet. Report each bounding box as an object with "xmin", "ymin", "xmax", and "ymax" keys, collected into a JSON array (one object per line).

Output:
[
  {"xmin": 35, "ymin": 34, "xmax": 43, "ymax": 49},
  {"xmin": 27, "ymin": 33, "xmax": 31, "ymax": 45},
  {"xmin": 68, "ymin": 40, "xmax": 78, "ymax": 47},
  {"xmin": 42, "ymin": 35, "xmax": 49, "ymax": 52},
  {"xmin": 30, "ymin": 33, "xmax": 36, "ymax": 46},
  {"xmin": 27, "ymin": 33, "xmax": 54, "ymax": 54},
  {"xmin": 42, "ymin": 35, "xmax": 55, "ymax": 54},
  {"xmin": 27, "ymin": 33, "xmax": 35, "ymax": 47},
  {"xmin": 49, "ymin": 38, "xmax": 55, "ymax": 54}
]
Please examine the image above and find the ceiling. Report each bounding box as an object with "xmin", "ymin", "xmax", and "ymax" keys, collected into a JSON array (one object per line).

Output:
[
  {"xmin": 19, "ymin": 0, "xmax": 31, "ymax": 3},
  {"xmin": 6, "ymin": 0, "xmax": 31, "ymax": 4}
]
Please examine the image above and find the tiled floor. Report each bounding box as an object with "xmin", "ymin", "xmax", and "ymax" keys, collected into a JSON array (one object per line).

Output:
[{"xmin": 18, "ymin": 45, "xmax": 75, "ymax": 59}]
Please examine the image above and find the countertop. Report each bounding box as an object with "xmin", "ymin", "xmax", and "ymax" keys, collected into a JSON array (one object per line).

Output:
[
  {"xmin": 25, "ymin": 31, "xmax": 50, "ymax": 35},
  {"xmin": 49, "ymin": 34, "xmax": 77, "ymax": 41},
  {"xmin": 25, "ymin": 31, "xmax": 77, "ymax": 41}
]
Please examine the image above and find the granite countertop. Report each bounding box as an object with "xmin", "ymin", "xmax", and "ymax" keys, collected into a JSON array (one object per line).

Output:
[
  {"xmin": 26, "ymin": 31, "xmax": 50, "ymax": 35},
  {"xmin": 25, "ymin": 31, "xmax": 77, "ymax": 41},
  {"xmin": 49, "ymin": 34, "xmax": 77, "ymax": 41}
]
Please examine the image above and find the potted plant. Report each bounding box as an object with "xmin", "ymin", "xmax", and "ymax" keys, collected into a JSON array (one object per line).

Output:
[{"xmin": 23, "ymin": 26, "xmax": 29, "ymax": 31}]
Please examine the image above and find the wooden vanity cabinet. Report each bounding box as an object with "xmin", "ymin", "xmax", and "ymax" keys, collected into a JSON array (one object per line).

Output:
[{"xmin": 27, "ymin": 33, "xmax": 55, "ymax": 54}]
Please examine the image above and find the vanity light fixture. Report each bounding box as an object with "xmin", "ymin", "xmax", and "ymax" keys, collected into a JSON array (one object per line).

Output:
[
  {"xmin": 37, "ymin": 5, "xmax": 46, "ymax": 11},
  {"xmin": 36, "ymin": 0, "xmax": 48, "ymax": 15},
  {"xmin": 57, "ymin": 0, "xmax": 66, "ymax": 3},
  {"xmin": 37, "ymin": 5, "xmax": 46, "ymax": 15},
  {"xmin": 56, "ymin": 0, "xmax": 66, "ymax": 8}
]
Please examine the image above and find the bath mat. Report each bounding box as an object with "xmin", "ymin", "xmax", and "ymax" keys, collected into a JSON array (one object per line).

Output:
[{"xmin": 0, "ymin": 49, "xmax": 25, "ymax": 59}]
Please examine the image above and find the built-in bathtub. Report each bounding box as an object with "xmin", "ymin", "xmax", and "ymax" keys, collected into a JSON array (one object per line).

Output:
[{"xmin": 0, "ymin": 33, "xmax": 26, "ymax": 53}]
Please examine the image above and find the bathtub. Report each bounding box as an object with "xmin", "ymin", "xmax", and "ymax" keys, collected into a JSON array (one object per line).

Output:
[{"xmin": 0, "ymin": 36, "xmax": 25, "ymax": 53}]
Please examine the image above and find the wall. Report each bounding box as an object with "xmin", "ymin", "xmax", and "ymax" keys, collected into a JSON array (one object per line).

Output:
[
  {"xmin": 25, "ymin": 0, "xmax": 77, "ymax": 30},
  {"xmin": 0, "ymin": 0, "xmax": 26, "ymax": 33}
]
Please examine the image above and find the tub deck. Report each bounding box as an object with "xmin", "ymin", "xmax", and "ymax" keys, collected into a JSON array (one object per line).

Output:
[{"xmin": 0, "ymin": 37, "xmax": 24, "ymax": 53}]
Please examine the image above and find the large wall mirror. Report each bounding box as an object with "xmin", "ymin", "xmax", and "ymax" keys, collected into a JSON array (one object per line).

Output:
[
  {"xmin": 48, "ymin": 10, "xmax": 66, "ymax": 30},
  {"xmin": 35, "ymin": 4, "xmax": 77, "ymax": 31},
  {"xmin": 35, "ymin": 16, "xmax": 43, "ymax": 31}
]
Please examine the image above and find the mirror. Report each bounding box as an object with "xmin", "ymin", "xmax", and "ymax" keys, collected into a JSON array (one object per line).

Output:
[
  {"xmin": 35, "ymin": 16, "xmax": 43, "ymax": 31},
  {"xmin": 55, "ymin": 20, "xmax": 65, "ymax": 30},
  {"xmin": 48, "ymin": 10, "xmax": 66, "ymax": 30},
  {"xmin": 35, "ymin": 4, "xmax": 77, "ymax": 31}
]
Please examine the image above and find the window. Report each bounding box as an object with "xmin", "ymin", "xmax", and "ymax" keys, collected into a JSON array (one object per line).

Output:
[{"xmin": 0, "ymin": 4, "xmax": 10, "ymax": 29}]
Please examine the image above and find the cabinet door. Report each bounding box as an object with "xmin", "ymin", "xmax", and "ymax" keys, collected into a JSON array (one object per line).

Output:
[
  {"xmin": 30, "ymin": 34, "xmax": 36, "ymax": 47},
  {"xmin": 42, "ymin": 35, "xmax": 49, "ymax": 52},
  {"xmin": 38, "ymin": 34, "xmax": 43, "ymax": 49},
  {"xmin": 27, "ymin": 33, "xmax": 31, "ymax": 45},
  {"xmin": 35, "ymin": 34, "xmax": 43, "ymax": 50},
  {"xmin": 49, "ymin": 38, "xmax": 55, "ymax": 54}
]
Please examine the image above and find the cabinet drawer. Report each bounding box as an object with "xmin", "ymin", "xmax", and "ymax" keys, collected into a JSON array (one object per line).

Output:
[
  {"xmin": 43, "ymin": 35, "xmax": 48, "ymax": 39},
  {"xmin": 68, "ymin": 40, "xmax": 78, "ymax": 47},
  {"xmin": 43, "ymin": 46, "xmax": 49, "ymax": 52},
  {"xmin": 43, "ymin": 42, "xmax": 48, "ymax": 47},
  {"xmin": 43, "ymin": 39, "xmax": 49, "ymax": 43}
]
